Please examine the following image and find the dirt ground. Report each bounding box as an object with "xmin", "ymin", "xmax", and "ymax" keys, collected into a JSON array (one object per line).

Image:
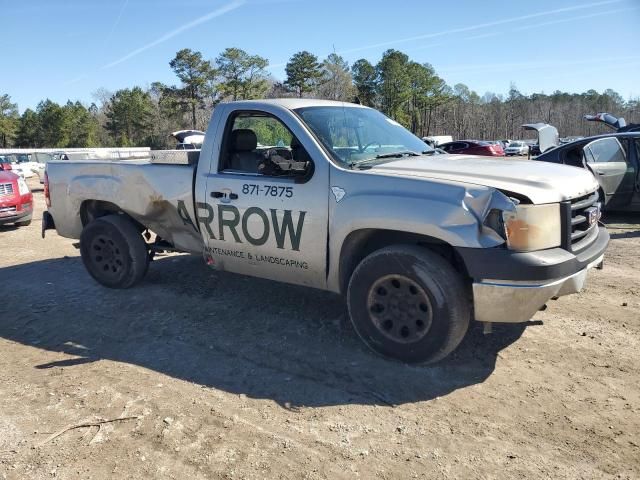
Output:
[{"xmin": 1, "ymin": 178, "xmax": 639, "ymax": 480}]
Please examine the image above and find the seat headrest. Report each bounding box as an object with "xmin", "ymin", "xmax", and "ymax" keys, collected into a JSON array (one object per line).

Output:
[
  {"xmin": 231, "ymin": 129, "xmax": 257, "ymax": 152},
  {"xmin": 290, "ymin": 137, "xmax": 302, "ymax": 149}
]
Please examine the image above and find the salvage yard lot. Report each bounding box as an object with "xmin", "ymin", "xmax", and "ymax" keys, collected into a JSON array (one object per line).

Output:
[{"xmin": 1, "ymin": 179, "xmax": 639, "ymax": 479}]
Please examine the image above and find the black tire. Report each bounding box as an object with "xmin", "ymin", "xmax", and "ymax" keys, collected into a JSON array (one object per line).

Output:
[
  {"xmin": 80, "ymin": 214, "xmax": 149, "ymax": 289},
  {"xmin": 15, "ymin": 219, "xmax": 31, "ymax": 227},
  {"xmin": 347, "ymin": 245, "xmax": 470, "ymax": 364}
]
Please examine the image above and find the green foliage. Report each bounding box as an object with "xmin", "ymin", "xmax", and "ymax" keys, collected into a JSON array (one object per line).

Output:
[
  {"xmin": 216, "ymin": 47, "xmax": 270, "ymax": 101},
  {"xmin": 351, "ymin": 59, "xmax": 377, "ymax": 106},
  {"xmin": 65, "ymin": 101, "xmax": 99, "ymax": 147},
  {"xmin": 375, "ymin": 50, "xmax": 411, "ymax": 124},
  {"xmin": 0, "ymin": 94, "xmax": 19, "ymax": 148},
  {"xmin": 36, "ymin": 100, "xmax": 70, "ymax": 147},
  {"xmin": 168, "ymin": 49, "xmax": 216, "ymax": 128},
  {"xmin": 4, "ymin": 47, "xmax": 638, "ymax": 149},
  {"xmin": 105, "ymin": 87, "xmax": 154, "ymax": 147},
  {"xmin": 317, "ymin": 54, "xmax": 354, "ymax": 102},
  {"xmin": 285, "ymin": 51, "xmax": 323, "ymax": 98},
  {"xmin": 235, "ymin": 116, "xmax": 292, "ymax": 146},
  {"xmin": 15, "ymin": 109, "xmax": 38, "ymax": 147},
  {"xmin": 12, "ymin": 101, "xmax": 99, "ymax": 148}
]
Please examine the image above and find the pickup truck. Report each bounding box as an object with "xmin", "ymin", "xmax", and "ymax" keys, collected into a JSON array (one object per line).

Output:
[{"xmin": 43, "ymin": 99, "xmax": 609, "ymax": 364}]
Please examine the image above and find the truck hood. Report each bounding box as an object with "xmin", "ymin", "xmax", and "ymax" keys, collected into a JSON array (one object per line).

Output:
[{"xmin": 369, "ymin": 155, "xmax": 598, "ymax": 204}]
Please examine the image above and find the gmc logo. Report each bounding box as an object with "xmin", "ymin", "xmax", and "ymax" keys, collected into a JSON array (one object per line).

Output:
[{"xmin": 586, "ymin": 205, "xmax": 600, "ymax": 226}]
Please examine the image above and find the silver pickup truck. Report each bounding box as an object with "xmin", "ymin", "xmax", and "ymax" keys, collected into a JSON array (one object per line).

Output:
[{"xmin": 43, "ymin": 99, "xmax": 609, "ymax": 363}]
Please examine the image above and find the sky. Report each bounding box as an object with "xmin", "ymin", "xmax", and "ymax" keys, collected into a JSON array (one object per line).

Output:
[{"xmin": 2, "ymin": 0, "xmax": 639, "ymax": 112}]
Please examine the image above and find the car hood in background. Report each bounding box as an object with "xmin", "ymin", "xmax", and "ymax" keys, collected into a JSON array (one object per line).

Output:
[
  {"xmin": 368, "ymin": 155, "xmax": 598, "ymax": 204},
  {"xmin": 0, "ymin": 171, "xmax": 19, "ymax": 183},
  {"xmin": 171, "ymin": 130, "xmax": 206, "ymax": 144}
]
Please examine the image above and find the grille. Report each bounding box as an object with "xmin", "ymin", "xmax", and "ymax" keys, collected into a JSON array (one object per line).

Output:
[
  {"xmin": 0, "ymin": 183, "xmax": 14, "ymax": 197},
  {"xmin": 564, "ymin": 191, "xmax": 600, "ymax": 252},
  {"xmin": 0, "ymin": 206, "xmax": 17, "ymax": 214}
]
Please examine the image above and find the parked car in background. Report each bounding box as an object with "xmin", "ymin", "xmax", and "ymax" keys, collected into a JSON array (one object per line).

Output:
[
  {"xmin": 421, "ymin": 135, "xmax": 453, "ymax": 147},
  {"xmin": 560, "ymin": 136, "xmax": 584, "ymax": 145},
  {"xmin": 438, "ymin": 140, "xmax": 505, "ymax": 156},
  {"xmin": 171, "ymin": 130, "xmax": 205, "ymax": 149},
  {"xmin": 504, "ymin": 141, "xmax": 529, "ymax": 156},
  {"xmin": 5, "ymin": 153, "xmax": 37, "ymax": 179},
  {"xmin": 0, "ymin": 169, "xmax": 33, "ymax": 226},
  {"xmin": 534, "ymin": 132, "xmax": 640, "ymax": 212},
  {"xmin": 31, "ymin": 152, "xmax": 69, "ymax": 183},
  {"xmin": 0, "ymin": 155, "xmax": 14, "ymax": 171}
]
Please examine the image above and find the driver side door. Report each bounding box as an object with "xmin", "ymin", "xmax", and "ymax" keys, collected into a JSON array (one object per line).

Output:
[{"xmin": 202, "ymin": 109, "xmax": 329, "ymax": 289}]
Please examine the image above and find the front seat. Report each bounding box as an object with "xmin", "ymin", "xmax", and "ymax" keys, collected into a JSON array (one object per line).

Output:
[{"xmin": 228, "ymin": 129, "xmax": 263, "ymax": 173}]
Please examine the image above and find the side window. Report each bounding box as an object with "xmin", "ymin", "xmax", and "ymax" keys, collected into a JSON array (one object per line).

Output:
[
  {"xmin": 564, "ymin": 146, "xmax": 585, "ymax": 167},
  {"xmin": 220, "ymin": 112, "xmax": 311, "ymax": 177},
  {"xmin": 584, "ymin": 137, "xmax": 626, "ymax": 164}
]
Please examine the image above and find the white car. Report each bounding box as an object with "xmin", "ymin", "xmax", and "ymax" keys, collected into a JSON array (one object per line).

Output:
[
  {"xmin": 504, "ymin": 141, "xmax": 529, "ymax": 156},
  {"xmin": 5, "ymin": 153, "xmax": 38, "ymax": 178}
]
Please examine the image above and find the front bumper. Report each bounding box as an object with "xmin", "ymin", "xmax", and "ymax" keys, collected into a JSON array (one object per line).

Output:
[
  {"xmin": 456, "ymin": 227, "xmax": 609, "ymax": 323},
  {"xmin": 472, "ymin": 254, "xmax": 603, "ymax": 323},
  {"xmin": 0, "ymin": 208, "xmax": 32, "ymax": 225}
]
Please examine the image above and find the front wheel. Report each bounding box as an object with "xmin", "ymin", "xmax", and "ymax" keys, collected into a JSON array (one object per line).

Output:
[
  {"xmin": 80, "ymin": 214, "xmax": 149, "ymax": 289},
  {"xmin": 347, "ymin": 245, "xmax": 470, "ymax": 364}
]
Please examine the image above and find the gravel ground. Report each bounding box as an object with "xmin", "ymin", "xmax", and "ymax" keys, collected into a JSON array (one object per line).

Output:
[{"xmin": 0, "ymin": 178, "xmax": 639, "ymax": 479}]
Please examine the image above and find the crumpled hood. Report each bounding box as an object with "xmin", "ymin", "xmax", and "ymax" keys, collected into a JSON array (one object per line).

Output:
[{"xmin": 369, "ymin": 155, "xmax": 598, "ymax": 204}]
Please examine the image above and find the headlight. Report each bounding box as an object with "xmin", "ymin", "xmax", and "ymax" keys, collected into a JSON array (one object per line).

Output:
[
  {"xmin": 502, "ymin": 203, "xmax": 561, "ymax": 251},
  {"xmin": 17, "ymin": 177, "xmax": 30, "ymax": 196}
]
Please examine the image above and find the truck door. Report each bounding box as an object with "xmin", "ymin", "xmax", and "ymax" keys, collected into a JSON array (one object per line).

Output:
[
  {"xmin": 201, "ymin": 108, "xmax": 329, "ymax": 289},
  {"xmin": 584, "ymin": 137, "xmax": 634, "ymax": 208}
]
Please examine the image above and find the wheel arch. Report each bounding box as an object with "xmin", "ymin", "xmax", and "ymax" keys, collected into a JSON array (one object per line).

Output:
[
  {"xmin": 337, "ymin": 228, "xmax": 470, "ymax": 295},
  {"xmin": 80, "ymin": 200, "xmax": 143, "ymax": 231}
]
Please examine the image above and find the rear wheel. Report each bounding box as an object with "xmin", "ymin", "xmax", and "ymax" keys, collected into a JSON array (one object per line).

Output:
[
  {"xmin": 347, "ymin": 245, "xmax": 470, "ymax": 364},
  {"xmin": 80, "ymin": 214, "xmax": 149, "ymax": 288}
]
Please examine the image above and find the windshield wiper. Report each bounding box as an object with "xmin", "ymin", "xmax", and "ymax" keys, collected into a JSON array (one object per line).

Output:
[
  {"xmin": 375, "ymin": 150, "xmax": 422, "ymax": 159},
  {"xmin": 348, "ymin": 150, "xmax": 430, "ymax": 169}
]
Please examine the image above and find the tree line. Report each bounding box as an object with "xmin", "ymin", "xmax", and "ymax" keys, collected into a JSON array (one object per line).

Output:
[{"xmin": 1, "ymin": 47, "xmax": 638, "ymax": 149}]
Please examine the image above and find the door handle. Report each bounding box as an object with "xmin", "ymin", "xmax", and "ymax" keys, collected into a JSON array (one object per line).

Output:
[
  {"xmin": 595, "ymin": 171, "xmax": 605, "ymax": 175},
  {"xmin": 211, "ymin": 191, "xmax": 238, "ymax": 200}
]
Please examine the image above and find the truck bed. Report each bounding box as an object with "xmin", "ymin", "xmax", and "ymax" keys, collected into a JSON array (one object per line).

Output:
[{"xmin": 47, "ymin": 152, "xmax": 203, "ymax": 254}]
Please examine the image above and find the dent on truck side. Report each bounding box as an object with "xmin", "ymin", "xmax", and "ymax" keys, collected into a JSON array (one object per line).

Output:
[
  {"xmin": 49, "ymin": 162, "xmax": 203, "ymax": 254},
  {"xmin": 326, "ymin": 170, "xmax": 516, "ymax": 293}
]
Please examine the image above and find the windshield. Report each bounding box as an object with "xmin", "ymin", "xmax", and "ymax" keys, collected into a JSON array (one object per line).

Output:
[
  {"xmin": 294, "ymin": 106, "xmax": 433, "ymax": 166},
  {"xmin": 510, "ymin": 142, "xmax": 524, "ymax": 147}
]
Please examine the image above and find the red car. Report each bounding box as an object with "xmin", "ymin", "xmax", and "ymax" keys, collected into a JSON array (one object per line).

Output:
[
  {"xmin": 439, "ymin": 140, "xmax": 505, "ymax": 156},
  {"xmin": 0, "ymin": 169, "xmax": 33, "ymax": 227}
]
